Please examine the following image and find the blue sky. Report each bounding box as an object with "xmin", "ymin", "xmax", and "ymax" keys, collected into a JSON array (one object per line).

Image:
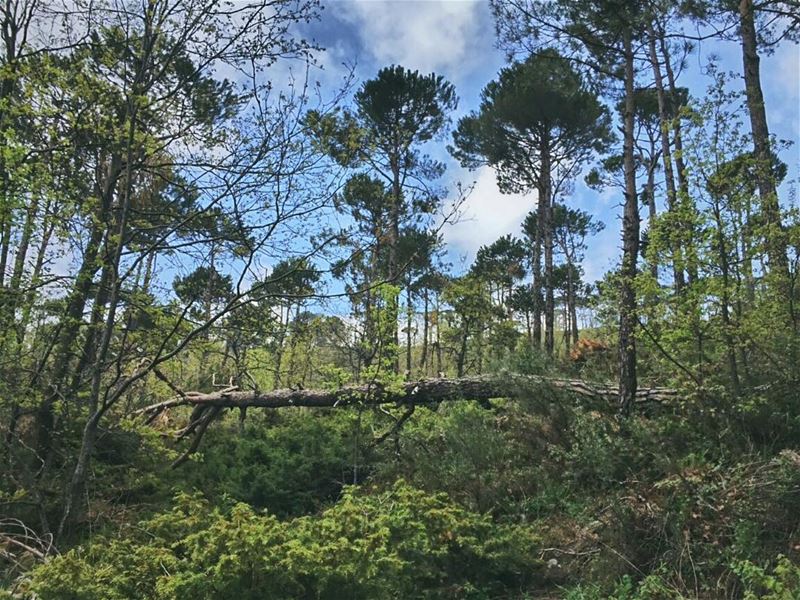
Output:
[{"xmin": 299, "ymin": 0, "xmax": 800, "ymax": 283}]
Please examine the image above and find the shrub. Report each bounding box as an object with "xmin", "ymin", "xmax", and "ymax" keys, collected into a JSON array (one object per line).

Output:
[{"xmin": 22, "ymin": 481, "xmax": 544, "ymax": 600}]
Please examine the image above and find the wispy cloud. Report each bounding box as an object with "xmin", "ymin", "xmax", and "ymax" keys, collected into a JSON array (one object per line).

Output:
[
  {"xmin": 763, "ymin": 42, "xmax": 800, "ymax": 140},
  {"xmin": 443, "ymin": 166, "xmax": 534, "ymax": 265},
  {"xmin": 335, "ymin": 0, "xmax": 485, "ymax": 77}
]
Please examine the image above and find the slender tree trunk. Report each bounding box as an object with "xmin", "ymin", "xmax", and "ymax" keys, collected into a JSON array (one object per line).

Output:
[
  {"xmin": 457, "ymin": 322, "xmax": 468, "ymax": 377},
  {"xmin": 141, "ymin": 251, "xmax": 156, "ymax": 294},
  {"xmin": 738, "ymin": 0, "xmax": 790, "ymax": 315},
  {"xmin": 644, "ymin": 163, "xmax": 658, "ymax": 281},
  {"xmin": 0, "ymin": 214, "xmax": 10, "ymax": 288},
  {"xmin": 365, "ymin": 235, "xmax": 382, "ymax": 368},
  {"xmin": 435, "ymin": 296, "xmax": 443, "ymax": 376},
  {"xmin": 420, "ymin": 287, "xmax": 429, "ymax": 375},
  {"xmin": 542, "ymin": 138, "xmax": 554, "ymax": 356},
  {"xmin": 286, "ymin": 304, "xmax": 303, "ymax": 386},
  {"xmin": 6, "ymin": 195, "xmax": 39, "ymax": 314},
  {"xmin": 531, "ymin": 193, "xmax": 545, "ymax": 350},
  {"xmin": 405, "ymin": 286, "xmax": 413, "ymax": 377},
  {"xmin": 60, "ymin": 160, "xmax": 135, "ymax": 537},
  {"xmin": 570, "ymin": 287, "xmax": 579, "ymax": 347},
  {"xmin": 525, "ymin": 308, "xmax": 532, "ymax": 344},
  {"xmin": 648, "ymin": 25, "xmax": 684, "ymax": 291},
  {"xmin": 273, "ymin": 304, "xmax": 288, "ymax": 389},
  {"xmin": 67, "ymin": 262, "xmax": 112, "ymax": 403},
  {"xmin": 58, "ymin": 18, "xmax": 157, "ymax": 528},
  {"xmin": 34, "ymin": 216, "xmax": 108, "ymax": 461},
  {"xmin": 476, "ymin": 325, "xmax": 484, "ymax": 374},
  {"xmin": 18, "ymin": 201, "xmax": 55, "ymax": 340},
  {"xmin": 567, "ymin": 257, "xmax": 579, "ymax": 345},
  {"xmin": 544, "ymin": 216, "xmax": 554, "ymax": 356},
  {"xmin": 741, "ymin": 201, "xmax": 756, "ymax": 304},
  {"xmin": 0, "ymin": 37, "xmax": 20, "ymax": 291},
  {"xmin": 387, "ymin": 158, "xmax": 401, "ymax": 372},
  {"xmin": 711, "ymin": 202, "xmax": 742, "ymax": 396},
  {"xmin": 619, "ymin": 31, "xmax": 640, "ymax": 417},
  {"xmin": 658, "ymin": 29, "xmax": 698, "ymax": 287},
  {"xmin": 738, "ymin": 0, "xmax": 782, "ymax": 238}
]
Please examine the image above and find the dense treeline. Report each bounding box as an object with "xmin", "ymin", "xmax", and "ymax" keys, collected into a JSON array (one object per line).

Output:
[{"xmin": 0, "ymin": 0, "xmax": 798, "ymax": 597}]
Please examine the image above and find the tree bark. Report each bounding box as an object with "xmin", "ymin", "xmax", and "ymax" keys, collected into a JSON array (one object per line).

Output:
[
  {"xmin": 34, "ymin": 216, "xmax": 108, "ymax": 461},
  {"xmin": 570, "ymin": 288, "xmax": 579, "ymax": 347},
  {"xmin": 387, "ymin": 156, "xmax": 401, "ymax": 372},
  {"xmin": 541, "ymin": 135, "xmax": 554, "ymax": 356},
  {"xmin": 456, "ymin": 320, "xmax": 469, "ymax": 377},
  {"xmin": 711, "ymin": 202, "xmax": 742, "ymax": 396},
  {"xmin": 420, "ymin": 287, "xmax": 429, "ymax": 375},
  {"xmin": 405, "ymin": 286, "xmax": 413, "ymax": 377},
  {"xmin": 531, "ymin": 197, "xmax": 544, "ymax": 350},
  {"xmin": 647, "ymin": 25, "xmax": 684, "ymax": 291},
  {"xmin": 272, "ymin": 303, "xmax": 288, "ymax": 389},
  {"xmin": 567, "ymin": 258, "xmax": 579, "ymax": 346},
  {"xmin": 618, "ymin": 30, "xmax": 640, "ymax": 417},
  {"xmin": 658, "ymin": 28, "xmax": 698, "ymax": 287},
  {"xmin": 738, "ymin": 0, "xmax": 788, "ymax": 277},
  {"xmin": 138, "ymin": 375, "xmax": 677, "ymax": 418},
  {"xmin": 17, "ymin": 200, "xmax": 55, "ymax": 341}
]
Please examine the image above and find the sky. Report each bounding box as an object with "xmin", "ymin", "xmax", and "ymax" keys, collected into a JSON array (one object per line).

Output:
[{"xmin": 297, "ymin": 0, "xmax": 800, "ymax": 284}]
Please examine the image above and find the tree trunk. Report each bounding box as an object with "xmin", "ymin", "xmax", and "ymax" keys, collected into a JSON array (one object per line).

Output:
[
  {"xmin": 570, "ymin": 287, "xmax": 579, "ymax": 347},
  {"xmin": 658, "ymin": 28, "xmax": 697, "ymax": 287},
  {"xmin": 457, "ymin": 320, "xmax": 469, "ymax": 377},
  {"xmin": 387, "ymin": 157, "xmax": 401, "ymax": 372},
  {"xmin": 618, "ymin": 31, "xmax": 640, "ymax": 417},
  {"xmin": 525, "ymin": 307, "xmax": 532, "ymax": 344},
  {"xmin": 711, "ymin": 202, "xmax": 742, "ymax": 396},
  {"xmin": 738, "ymin": 0, "xmax": 789, "ymax": 281},
  {"xmin": 476, "ymin": 324, "xmax": 484, "ymax": 374},
  {"xmin": 286, "ymin": 304, "xmax": 303, "ymax": 386},
  {"xmin": 541, "ymin": 137, "xmax": 554, "ymax": 357},
  {"xmin": 0, "ymin": 214, "xmax": 10, "ymax": 288},
  {"xmin": 644, "ymin": 154, "xmax": 659, "ymax": 281},
  {"xmin": 435, "ymin": 294, "xmax": 443, "ymax": 376},
  {"xmin": 141, "ymin": 251, "xmax": 156, "ymax": 294},
  {"xmin": 67, "ymin": 262, "xmax": 113, "ymax": 403},
  {"xmin": 59, "ymin": 76, "xmax": 146, "ymax": 535},
  {"xmin": 567, "ymin": 257, "xmax": 579, "ymax": 346},
  {"xmin": 273, "ymin": 304, "xmax": 288, "ymax": 389},
  {"xmin": 5, "ymin": 195, "xmax": 39, "ymax": 327},
  {"xmin": 17, "ymin": 201, "xmax": 55, "ymax": 340},
  {"xmin": 139, "ymin": 376, "xmax": 679, "ymax": 423},
  {"xmin": 34, "ymin": 217, "xmax": 108, "ymax": 461},
  {"xmin": 648, "ymin": 25, "xmax": 684, "ymax": 291},
  {"xmin": 405, "ymin": 286, "xmax": 413, "ymax": 377},
  {"xmin": 531, "ymin": 191, "xmax": 545, "ymax": 350},
  {"xmin": 420, "ymin": 287, "xmax": 429, "ymax": 375}
]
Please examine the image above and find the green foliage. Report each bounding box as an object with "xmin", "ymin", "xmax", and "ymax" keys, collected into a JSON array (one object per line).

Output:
[
  {"xmin": 23, "ymin": 481, "xmax": 543, "ymax": 600},
  {"xmin": 356, "ymin": 65, "xmax": 458, "ymax": 148},
  {"xmin": 734, "ymin": 556, "xmax": 800, "ymax": 600},
  {"xmin": 180, "ymin": 412, "xmax": 353, "ymax": 517},
  {"xmin": 2, "ymin": 2, "xmax": 799, "ymax": 599},
  {"xmin": 451, "ymin": 48, "xmax": 612, "ymax": 193}
]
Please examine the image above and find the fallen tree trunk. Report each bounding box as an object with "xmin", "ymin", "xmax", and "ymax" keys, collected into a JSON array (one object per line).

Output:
[
  {"xmin": 135, "ymin": 375, "xmax": 678, "ymax": 467},
  {"xmin": 137, "ymin": 375, "xmax": 677, "ymax": 416}
]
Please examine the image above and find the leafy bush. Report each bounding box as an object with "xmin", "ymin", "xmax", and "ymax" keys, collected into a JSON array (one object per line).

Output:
[
  {"xmin": 734, "ymin": 555, "xmax": 800, "ymax": 600},
  {"xmin": 179, "ymin": 411, "xmax": 355, "ymax": 517},
  {"xmin": 21, "ymin": 481, "xmax": 544, "ymax": 600}
]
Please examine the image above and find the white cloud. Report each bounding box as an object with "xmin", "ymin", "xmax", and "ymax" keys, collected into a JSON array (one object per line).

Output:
[
  {"xmin": 336, "ymin": 0, "xmax": 484, "ymax": 76},
  {"xmin": 443, "ymin": 166, "xmax": 535, "ymax": 262},
  {"xmin": 763, "ymin": 42, "xmax": 800, "ymax": 136}
]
